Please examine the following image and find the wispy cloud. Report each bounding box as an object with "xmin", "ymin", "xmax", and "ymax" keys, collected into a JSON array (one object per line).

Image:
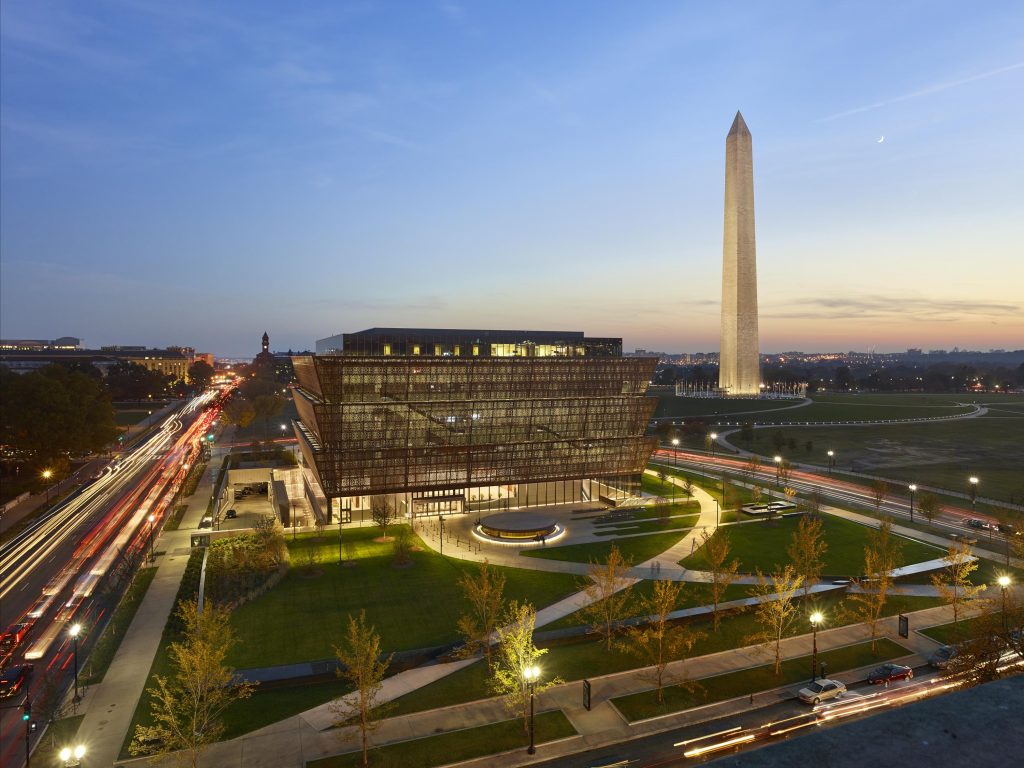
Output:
[
  {"xmin": 819, "ymin": 62, "xmax": 1024, "ymax": 122},
  {"xmin": 764, "ymin": 296, "xmax": 1021, "ymax": 322}
]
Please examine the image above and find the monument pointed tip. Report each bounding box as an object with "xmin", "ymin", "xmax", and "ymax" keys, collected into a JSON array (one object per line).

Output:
[{"xmin": 728, "ymin": 111, "xmax": 750, "ymax": 137}]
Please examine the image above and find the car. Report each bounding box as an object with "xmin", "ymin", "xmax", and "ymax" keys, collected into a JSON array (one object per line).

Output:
[
  {"xmin": 0, "ymin": 664, "xmax": 33, "ymax": 699},
  {"xmin": 798, "ymin": 678, "xmax": 846, "ymax": 705},
  {"xmin": 225, "ymin": 509, "xmax": 237, "ymax": 519},
  {"xmin": 928, "ymin": 645, "xmax": 958, "ymax": 669},
  {"xmin": 963, "ymin": 518, "xmax": 992, "ymax": 531},
  {"xmin": 866, "ymin": 663, "xmax": 914, "ymax": 684},
  {"xmin": 996, "ymin": 523, "xmax": 1018, "ymax": 536},
  {"xmin": 198, "ymin": 516, "xmax": 213, "ymax": 529}
]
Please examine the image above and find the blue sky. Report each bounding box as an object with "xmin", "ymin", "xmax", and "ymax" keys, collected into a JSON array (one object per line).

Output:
[{"xmin": 2, "ymin": 1, "xmax": 1022, "ymax": 356}]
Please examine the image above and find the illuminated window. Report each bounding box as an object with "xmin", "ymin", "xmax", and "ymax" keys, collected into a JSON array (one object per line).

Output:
[
  {"xmin": 454, "ymin": 345, "xmax": 460, "ymax": 356},
  {"xmin": 472, "ymin": 345, "xmax": 479, "ymax": 356},
  {"xmin": 383, "ymin": 343, "xmax": 391, "ymax": 356},
  {"xmin": 434, "ymin": 344, "xmax": 442, "ymax": 356},
  {"xmin": 413, "ymin": 345, "xmax": 421, "ymax": 355}
]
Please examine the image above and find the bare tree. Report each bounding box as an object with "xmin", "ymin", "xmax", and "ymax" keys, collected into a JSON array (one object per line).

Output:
[
  {"xmin": 777, "ymin": 459, "xmax": 793, "ymax": 487},
  {"xmin": 131, "ymin": 601, "xmax": 256, "ymax": 768},
  {"xmin": 579, "ymin": 545, "xmax": 635, "ymax": 650},
  {"xmin": 844, "ymin": 522, "xmax": 902, "ymax": 649},
  {"xmin": 681, "ymin": 477, "xmax": 695, "ymax": 499},
  {"xmin": 930, "ymin": 540, "xmax": 986, "ymax": 634},
  {"xmin": 491, "ymin": 601, "xmax": 557, "ymax": 734},
  {"xmin": 700, "ymin": 529, "xmax": 740, "ymax": 630},
  {"xmin": 392, "ymin": 525, "xmax": 412, "ymax": 566},
  {"xmin": 745, "ymin": 455, "xmax": 761, "ymax": 483},
  {"xmin": 332, "ymin": 611, "xmax": 393, "ymax": 768},
  {"xmin": 787, "ymin": 514, "xmax": 828, "ymax": 595},
  {"xmin": 945, "ymin": 600, "xmax": 1010, "ymax": 687},
  {"xmin": 301, "ymin": 538, "xmax": 320, "ymax": 573},
  {"xmin": 619, "ymin": 580, "xmax": 704, "ymax": 703},
  {"xmin": 807, "ymin": 490, "xmax": 823, "ymax": 518},
  {"xmin": 871, "ymin": 480, "xmax": 890, "ymax": 516},
  {"xmin": 456, "ymin": 559, "xmax": 506, "ymax": 668},
  {"xmin": 918, "ymin": 491, "xmax": 939, "ymax": 523},
  {"xmin": 746, "ymin": 565, "xmax": 804, "ymax": 674},
  {"xmin": 370, "ymin": 496, "xmax": 398, "ymax": 541}
]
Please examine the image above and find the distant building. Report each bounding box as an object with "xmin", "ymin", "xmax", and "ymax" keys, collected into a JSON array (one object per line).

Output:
[
  {"xmin": 293, "ymin": 328, "xmax": 655, "ymax": 522},
  {"xmin": 0, "ymin": 346, "xmax": 190, "ymax": 381},
  {"xmin": 0, "ymin": 336, "xmax": 81, "ymax": 351}
]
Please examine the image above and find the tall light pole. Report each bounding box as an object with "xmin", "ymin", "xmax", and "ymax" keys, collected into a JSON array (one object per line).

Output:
[
  {"xmin": 438, "ymin": 514, "xmax": 444, "ymax": 556},
  {"xmin": 827, "ymin": 450, "xmax": 834, "ymax": 476},
  {"xmin": 810, "ymin": 611, "xmax": 823, "ymax": 682},
  {"xmin": 908, "ymin": 484, "xmax": 917, "ymax": 523},
  {"xmin": 709, "ymin": 432, "xmax": 721, "ymax": 500},
  {"xmin": 969, "ymin": 476, "xmax": 979, "ymax": 511},
  {"xmin": 42, "ymin": 469, "xmax": 53, "ymax": 506},
  {"xmin": 998, "ymin": 575, "xmax": 1011, "ymax": 631},
  {"xmin": 69, "ymin": 624, "xmax": 82, "ymax": 702},
  {"xmin": 524, "ymin": 665, "xmax": 540, "ymax": 754},
  {"xmin": 671, "ymin": 438, "xmax": 680, "ymax": 502},
  {"xmin": 147, "ymin": 513, "xmax": 157, "ymax": 563},
  {"xmin": 772, "ymin": 455, "xmax": 782, "ymax": 503}
]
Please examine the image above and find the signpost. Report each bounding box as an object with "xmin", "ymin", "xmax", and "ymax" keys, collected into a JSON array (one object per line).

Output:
[
  {"xmin": 898, "ymin": 614, "xmax": 909, "ymax": 639},
  {"xmin": 582, "ymin": 679, "xmax": 592, "ymax": 711}
]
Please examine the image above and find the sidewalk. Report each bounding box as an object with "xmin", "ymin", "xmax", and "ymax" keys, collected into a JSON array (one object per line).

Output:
[{"xmin": 74, "ymin": 443, "xmax": 226, "ymax": 767}]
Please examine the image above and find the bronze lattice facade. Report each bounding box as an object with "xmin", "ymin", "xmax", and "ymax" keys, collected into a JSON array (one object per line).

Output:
[{"xmin": 291, "ymin": 346, "xmax": 657, "ymax": 512}]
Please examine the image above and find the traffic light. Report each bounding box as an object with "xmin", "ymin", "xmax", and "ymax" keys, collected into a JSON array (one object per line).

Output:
[
  {"xmin": 207, "ymin": 433, "xmax": 214, "ymax": 442},
  {"xmin": 21, "ymin": 701, "xmax": 30, "ymax": 721}
]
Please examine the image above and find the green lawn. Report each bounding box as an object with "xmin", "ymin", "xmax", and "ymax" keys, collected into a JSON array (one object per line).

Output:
[
  {"xmin": 653, "ymin": 396, "xmax": 806, "ymax": 420},
  {"xmin": 31, "ymin": 715, "xmax": 85, "ymax": 767},
  {"xmin": 592, "ymin": 511, "xmax": 700, "ymax": 537},
  {"xmin": 226, "ymin": 526, "xmax": 580, "ymax": 668},
  {"xmin": 83, "ymin": 567, "xmax": 158, "ymax": 685},
  {"xmin": 919, "ymin": 615, "xmax": 986, "ymax": 646},
  {"xmin": 520, "ymin": 529, "xmax": 690, "ymax": 565},
  {"xmin": 223, "ymin": 677, "xmax": 353, "ymax": 738},
  {"xmin": 679, "ymin": 515, "xmax": 943, "ymax": 576},
  {"xmin": 613, "ymin": 637, "xmax": 910, "ymax": 721},
  {"xmin": 309, "ymin": 710, "xmax": 575, "ymax": 768}
]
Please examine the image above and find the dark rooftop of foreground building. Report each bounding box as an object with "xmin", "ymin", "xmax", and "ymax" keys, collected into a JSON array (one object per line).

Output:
[
  {"xmin": 316, "ymin": 328, "xmax": 622, "ymax": 357},
  {"xmin": 710, "ymin": 675, "xmax": 1024, "ymax": 768}
]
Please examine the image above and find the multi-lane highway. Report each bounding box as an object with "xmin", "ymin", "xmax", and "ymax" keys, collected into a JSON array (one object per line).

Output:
[{"xmin": 0, "ymin": 391, "xmax": 221, "ymax": 767}]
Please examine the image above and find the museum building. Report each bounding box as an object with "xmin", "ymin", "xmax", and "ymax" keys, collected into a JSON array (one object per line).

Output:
[{"xmin": 292, "ymin": 328, "xmax": 657, "ymax": 522}]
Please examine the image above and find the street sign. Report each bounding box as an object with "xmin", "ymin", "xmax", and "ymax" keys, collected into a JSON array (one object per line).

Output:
[
  {"xmin": 899, "ymin": 614, "xmax": 909, "ymax": 638},
  {"xmin": 582, "ymin": 679, "xmax": 592, "ymax": 711}
]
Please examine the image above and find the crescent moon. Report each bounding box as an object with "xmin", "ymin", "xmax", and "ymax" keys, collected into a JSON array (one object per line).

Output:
[{"xmin": 877, "ymin": 136, "xmax": 885, "ymax": 143}]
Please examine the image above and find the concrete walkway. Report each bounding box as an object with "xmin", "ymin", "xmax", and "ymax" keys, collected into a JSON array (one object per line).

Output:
[{"xmin": 74, "ymin": 443, "xmax": 226, "ymax": 767}]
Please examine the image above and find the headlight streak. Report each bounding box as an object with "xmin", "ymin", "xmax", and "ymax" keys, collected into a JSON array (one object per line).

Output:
[
  {"xmin": 674, "ymin": 725, "xmax": 742, "ymax": 747},
  {"xmin": 682, "ymin": 732, "xmax": 756, "ymax": 758}
]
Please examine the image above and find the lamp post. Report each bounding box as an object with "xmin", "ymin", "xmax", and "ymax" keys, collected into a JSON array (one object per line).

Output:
[
  {"xmin": 524, "ymin": 664, "xmax": 540, "ymax": 754},
  {"xmin": 810, "ymin": 612, "xmax": 823, "ymax": 682},
  {"xmin": 671, "ymin": 438, "xmax": 680, "ymax": 502},
  {"xmin": 998, "ymin": 575, "xmax": 1011, "ymax": 631},
  {"xmin": 709, "ymin": 431, "xmax": 721, "ymax": 499},
  {"xmin": 827, "ymin": 450, "xmax": 834, "ymax": 476},
  {"xmin": 438, "ymin": 514, "xmax": 444, "ymax": 556},
  {"xmin": 42, "ymin": 469, "xmax": 53, "ymax": 506},
  {"xmin": 908, "ymin": 484, "xmax": 917, "ymax": 523},
  {"xmin": 969, "ymin": 476, "xmax": 979, "ymax": 510},
  {"xmin": 59, "ymin": 745, "xmax": 86, "ymax": 767},
  {"xmin": 69, "ymin": 624, "xmax": 82, "ymax": 702},
  {"xmin": 148, "ymin": 513, "xmax": 157, "ymax": 563}
]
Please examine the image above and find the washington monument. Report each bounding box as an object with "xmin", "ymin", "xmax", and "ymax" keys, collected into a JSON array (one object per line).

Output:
[{"xmin": 719, "ymin": 111, "xmax": 761, "ymax": 396}]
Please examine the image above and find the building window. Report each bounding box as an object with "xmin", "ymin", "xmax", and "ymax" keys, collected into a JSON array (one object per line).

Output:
[
  {"xmin": 454, "ymin": 345, "xmax": 461, "ymax": 356},
  {"xmin": 472, "ymin": 345, "xmax": 479, "ymax": 356},
  {"xmin": 413, "ymin": 344, "xmax": 421, "ymax": 355},
  {"xmin": 383, "ymin": 343, "xmax": 391, "ymax": 356},
  {"xmin": 434, "ymin": 344, "xmax": 442, "ymax": 356}
]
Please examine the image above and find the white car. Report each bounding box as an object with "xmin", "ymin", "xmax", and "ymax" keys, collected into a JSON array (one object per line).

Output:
[{"xmin": 798, "ymin": 678, "xmax": 846, "ymax": 705}]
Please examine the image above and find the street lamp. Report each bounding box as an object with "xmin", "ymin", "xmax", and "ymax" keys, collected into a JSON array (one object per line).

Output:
[
  {"xmin": 810, "ymin": 612, "xmax": 823, "ymax": 682},
  {"xmin": 42, "ymin": 469, "xmax": 53, "ymax": 506},
  {"xmin": 709, "ymin": 432, "xmax": 722, "ymax": 500},
  {"xmin": 671, "ymin": 438, "xmax": 680, "ymax": 502},
  {"xmin": 969, "ymin": 476, "xmax": 979, "ymax": 510},
  {"xmin": 998, "ymin": 575, "xmax": 1012, "ymax": 631},
  {"xmin": 908, "ymin": 484, "xmax": 917, "ymax": 523},
  {"xmin": 69, "ymin": 624, "xmax": 82, "ymax": 702},
  {"xmin": 524, "ymin": 664, "xmax": 541, "ymax": 754},
  {"xmin": 827, "ymin": 450, "xmax": 834, "ymax": 476},
  {"xmin": 438, "ymin": 514, "xmax": 445, "ymax": 556},
  {"xmin": 148, "ymin": 513, "xmax": 157, "ymax": 563},
  {"xmin": 59, "ymin": 745, "xmax": 86, "ymax": 767},
  {"xmin": 773, "ymin": 455, "xmax": 782, "ymax": 500}
]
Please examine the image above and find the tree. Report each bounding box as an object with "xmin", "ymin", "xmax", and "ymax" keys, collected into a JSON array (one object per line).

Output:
[
  {"xmin": 918, "ymin": 491, "xmax": 939, "ymax": 523},
  {"xmin": 871, "ymin": 480, "xmax": 890, "ymax": 515},
  {"xmin": 930, "ymin": 540, "xmax": 986, "ymax": 634},
  {"xmin": 370, "ymin": 496, "xmax": 398, "ymax": 541},
  {"xmin": 681, "ymin": 477, "xmax": 695, "ymax": 499},
  {"xmin": 777, "ymin": 459, "xmax": 793, "ymax": 487},
  {"xmin": 746, "ymin": 566, "xmax": 804, "ymax": 674},
  {"xmin": 945, "ymin": 600, "xmax": 1011, "ymax": 687},
  {"xmin": 700, "ymin": 529, "xmax": 740, "ymax": 630},
  {"xmin": 332, "ymin": 611, "xmax": 393, "ymax": 767},
  {"xmin": 844, "ymin": 522, "xmax": 902, "ymax": 649},
  {"xmin": 131, "ymin": 601, "xmax": 255, "ymax": 767},
  {"xmin": 221, "ymin": 397, "xmax": 256, "ymax": 429},
  {"xmin": 456, "ymin": 560, "xmax": 506, "ymax": 668},
  {"xmin": 187, "ymin": 360, "xmax": 215, "ymax": 390},
  {"xmin": 392, "ymin": 525, "xmax": 412, "ymax": 566},
  {"xmin": 252, "ymin": 394, "xmax": 285, "ymax": 442},
  {"xmin": 491, "ymin": 601, "xmax": 557, "ymax": 734},
  {"xmin": 745, "ymin": 455, "xmax": 761, "ymax": 482},
  {"xmin": 619, "ymin": 580, "xmax": 704, "ymax": 703},
  {"xmin": 579, "ymin": 545, "xmax": 635, "ymax": 650},
  {"xmin": 106, "ymin": 360, "xmax": 171, "ymax": 402},
  {"xmin": 787, "ymin": 515, "xmax": 828, "ymax": 595}
]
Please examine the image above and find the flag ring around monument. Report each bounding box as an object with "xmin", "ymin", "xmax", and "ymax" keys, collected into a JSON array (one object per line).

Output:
[{"xmin": 473, "ymin": 512, "xmax": 564, "ymax": 546}]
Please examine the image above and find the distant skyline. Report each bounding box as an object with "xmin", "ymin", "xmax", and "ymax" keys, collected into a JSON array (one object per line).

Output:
[{"xmin": 2, "ymin": 1, "xmax": 1023, "ymax": 357}]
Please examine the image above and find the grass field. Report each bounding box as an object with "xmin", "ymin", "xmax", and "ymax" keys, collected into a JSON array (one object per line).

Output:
[
  {"xmin": 613, "ymin": 637, "xmax": 909, "ymax": 721},
  {"xmin": 83, "ymin": 567, "xmax": 158, "ymax": 685},
  {"xmin": 309, "ymin": 710, "xmax": 575, "ymax": 768},
  {"xmin": 520, "ymin": 529, "xmax": 691, "ymax": 565},
  {"xmin": 226, "ymin": 526, "xmax": 580, "ymax": 668},
  {"xmin": 679, "ymin": 515, "xmax": 943, "ymax": 575},
  {"xmin": 733, "ymin": 417, "xmax": 1024, "ymax": 502},
  {"xmin": 919, "ymin": 615, "xmax": 987, "ymax": 645}
]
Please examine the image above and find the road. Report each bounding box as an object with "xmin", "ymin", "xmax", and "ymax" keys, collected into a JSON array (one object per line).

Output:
[{"xmin": 0, "ymin": 390, "xmax": 222, "ymax": 767}]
